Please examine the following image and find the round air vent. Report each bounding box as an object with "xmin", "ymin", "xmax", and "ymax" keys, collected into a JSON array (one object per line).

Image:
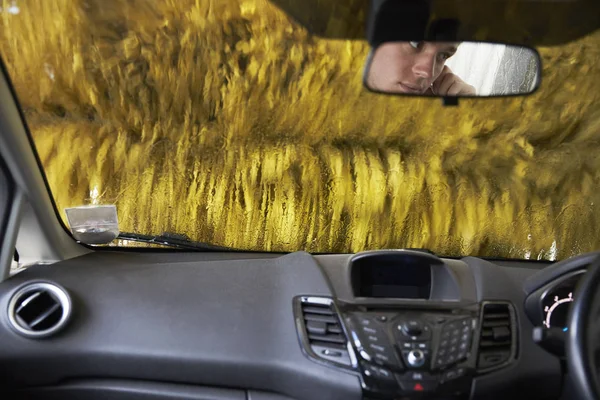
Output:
[{"xmin": 7, "ymin": 282, "xmax": 72, "ymax": 338}]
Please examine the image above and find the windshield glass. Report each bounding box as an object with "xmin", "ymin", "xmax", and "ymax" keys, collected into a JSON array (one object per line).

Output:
[{"xmin": 1, "ymin": 0, "xmax": 599, "ymax": 259}]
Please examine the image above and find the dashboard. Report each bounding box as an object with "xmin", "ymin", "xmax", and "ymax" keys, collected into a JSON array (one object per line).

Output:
[{"xmin": 0, "ymin": 249, "xmax": 597, "ymax": 400}]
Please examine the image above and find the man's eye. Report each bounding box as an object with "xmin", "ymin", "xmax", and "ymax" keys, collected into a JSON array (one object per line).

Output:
[
  {"xmin": 409, "ymin": 41, "xmax": 420, "ymax": 49},
  {"xmin": 438, "ymin": 52, "xmax": 451, "ymax": 61}
]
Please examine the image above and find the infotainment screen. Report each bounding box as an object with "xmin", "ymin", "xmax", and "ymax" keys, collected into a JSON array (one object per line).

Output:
[{"xmin": 351, "ymin": 253, "xmax": 432, "ymax": 299}]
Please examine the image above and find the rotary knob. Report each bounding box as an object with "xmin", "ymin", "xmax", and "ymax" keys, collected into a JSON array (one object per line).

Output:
[
  {"xmin": 407, "ymin": 349, "xmax": 425, "ymax": 367},
  {"xmin": 402, "ymin": 320, "xmax": 423, "ymax": 336}
]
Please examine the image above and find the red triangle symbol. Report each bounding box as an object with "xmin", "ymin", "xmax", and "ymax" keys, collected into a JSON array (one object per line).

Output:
[{"xmin": 414, "ymin": 383, "xmax": 424, "ymax": 391}]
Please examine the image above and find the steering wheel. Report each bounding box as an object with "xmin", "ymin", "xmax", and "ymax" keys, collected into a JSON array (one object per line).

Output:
[{"xmin": 567, "ymin": 256, "xmax": 600, "ymax": 400}]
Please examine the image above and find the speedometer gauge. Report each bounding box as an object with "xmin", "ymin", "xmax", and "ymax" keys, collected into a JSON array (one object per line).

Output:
[
  {"xmin": 540, "ymin": 270, "xmax": 584, "ymax": 330},
  {"xmin": 543, "ymin": 291, "xmax": 574, "ymax": 330}
]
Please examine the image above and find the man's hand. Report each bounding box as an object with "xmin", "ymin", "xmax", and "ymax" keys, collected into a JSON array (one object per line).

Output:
[{"xmin": 431, "ymin": 66, "xmax": 476, "ymax": 96}]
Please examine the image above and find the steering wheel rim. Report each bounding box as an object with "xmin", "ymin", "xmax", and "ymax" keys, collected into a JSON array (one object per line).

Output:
[{"xmin": 567, "ymin": 257, "xmax": 600, "ymax": 400}]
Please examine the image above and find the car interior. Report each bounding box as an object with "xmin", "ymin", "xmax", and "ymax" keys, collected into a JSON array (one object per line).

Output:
[{"xmin": 1, "ymin": 0, "xmax": 600, "ymax": 399}]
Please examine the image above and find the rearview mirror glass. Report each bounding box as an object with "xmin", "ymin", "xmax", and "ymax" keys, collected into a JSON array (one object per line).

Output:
[{"xmin": 364, "ymin": 42, "xmax": 541, "ymax": 97}]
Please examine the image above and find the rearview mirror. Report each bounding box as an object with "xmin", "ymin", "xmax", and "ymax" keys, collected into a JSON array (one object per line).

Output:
[{"xmin": 363, "ymin": 41, "xmax": 541, "ymax": 97}]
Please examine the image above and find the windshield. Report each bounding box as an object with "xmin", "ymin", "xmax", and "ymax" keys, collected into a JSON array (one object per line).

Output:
[{"xmin": 1, "ymin": 0, "xmax": 599, "ymax": 259}]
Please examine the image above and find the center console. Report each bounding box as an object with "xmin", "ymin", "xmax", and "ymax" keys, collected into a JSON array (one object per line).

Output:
[
  {"xmin": 295, "ymin": 250, "xmax": 517, "ymax": 399},
  {"xmin": 345, "ymin": 308, "xmax": 478, "ymax": 398}
]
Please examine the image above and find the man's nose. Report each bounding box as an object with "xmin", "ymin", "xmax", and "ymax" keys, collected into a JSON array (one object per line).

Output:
[{"xmin": 412, "ymin": 54, "xmax": 436, "ymax": 79}]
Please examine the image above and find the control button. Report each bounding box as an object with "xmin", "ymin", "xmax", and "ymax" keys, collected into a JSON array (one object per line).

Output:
[
  {"xmin": 362, "ymin": 363, "xmax": 378, "ymax": 378},
  {"xmin": 373, "ymin": 351, "xmax": 393, "ymax": 364},
  {"xmin": 441, "ymin": 330, "xmax": 451, "ymax": 340},
  {"xmin": 401, "ymin": 371, "xmax": 436, "ymax": 381},
  {"xmin": 369, "ymin": 343, "xmax": 387, "ymax": 353},
  {"xmin": 435, "ymin": 357, "xmax": 445, "ymax": 367},
  {"xmin": 321, "ymin": 349, "xmax": 343, "ymax": 357},
  {"xmin": 461, "ymin": 333, "xmax": 470, "ymax": 342},
  {"xmin": 450, "ymin": 337, "xmax": 459, "ymax": 345},
  {"xmin": 359, "ymin": 350, "xmax": 372, "ymax": 361},
  {"xmin": 446, "ymin": 321, "xmax": 459, "ymax": 331},
  {"xmin": 447, "ymin": 353, "xmax": 457, "ymax": 364},
  {"xmin": 398, "ymin": 379, "xmax": 438, "ymax": 393},
  {"xmin": 371, "ymin": 347, "xmax": 402, "ymax": 368},
  {"xmin": 413, "ymin": 382, "xmax": 425, "ymax": 392},
  {"xmin": 375, "ymin": 366, "xmax": 395, "ymax": 382},
  {"xmin": 416, "ymin": 342, "xmax": 428, "ymax": 350},
  {"xmin": 457, "ymin": 350, "xmax": 467, "ymax": 360},
  {"xmin": 401, "ymin": 342, "xmax": 413, "ymax": 349},
  {"xmin": 353, "ymin": 316, "xmax": 388, "ymax": 335},
  {"xmin": 362, "ymin": 326, "xmax": 378, "ymax": 335},
  {"xmin": 443, "ymin": 367, "xmax": 466, "ymax": 382},
  {"xmin": 405, "ymin": 349, "xmax": 426, "ymax": 368},
  {"xmin": 449, "ymin": 345, "xmax": 457, "ymax": 353},
  {"xmin": 364, "ymin": 332, "xmax": 387, "ymax": 344},
  {"xmin": 377, "ymin": 315, "xmax": 388, "ymax": 322},
  {"xmin": 451, "ymin": 328, "xmax": 460, "ymax": 336},
  {"xmin": 459, "ymin": 342, "xmax": 469, "ymax": 351},
  {"xmin": 410, "ymin": 371, "xmax": 425, "ymax": 380},
  {"xmin": 402, "ymin": 320, "xmax": 423, "ymax": 336},
  {"xmin": 355, "ymin": 314, "xmax": 374, "ymax": 326},
  {"xmin": 444, "ymin": 369, "xmax": 458, "ymax": 381},
  {"xmin": 460, "ymin": 318, "xmax": 470, "ymax": 327},
  {"xmin": 350, "ymin": 330, "xmax": 362, "ymax": 349},
  {"xmin": 438, "ymin": 348, "xmax": 447, "ymax": 357},
  {"xmin": 462, "ymin": 325, "xmax": 470, "ymax": 333},
  {"xmin": 440, "ymin": 339, "xmax": 449, "ymax": 347}
]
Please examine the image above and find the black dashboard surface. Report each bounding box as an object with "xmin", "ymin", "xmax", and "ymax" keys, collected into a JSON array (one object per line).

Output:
[{"xmin": 0, "ymin": 249, "xmax": 581, "ymax": 400}]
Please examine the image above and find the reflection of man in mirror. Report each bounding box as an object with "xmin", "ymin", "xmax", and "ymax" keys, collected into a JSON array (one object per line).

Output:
[{"xmin": 366, "ymin": 41, "xmax": 476, "ymax": 96}]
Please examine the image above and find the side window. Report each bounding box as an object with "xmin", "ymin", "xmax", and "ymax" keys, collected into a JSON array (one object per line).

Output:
[
  {"xmin": 0, "ymin": 159, "xmax": 10, "ymax": 235},
  {"xmin": 0, "ymin": 158, "xmax": 16, "ymax": 273}
]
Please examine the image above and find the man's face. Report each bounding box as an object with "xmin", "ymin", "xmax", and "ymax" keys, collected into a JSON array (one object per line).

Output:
[{"xmin": 366, "ymin": 41, "xmax": 458, "ymax": 94}]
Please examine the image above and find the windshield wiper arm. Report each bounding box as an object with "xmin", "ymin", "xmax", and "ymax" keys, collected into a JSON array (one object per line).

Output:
[{"xmin": 117, "ymin": 232, "xmax": 234, "ymax": 251}]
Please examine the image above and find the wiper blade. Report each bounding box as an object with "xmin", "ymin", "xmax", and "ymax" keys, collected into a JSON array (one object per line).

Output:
[{"xmin": 117, "ymin": 232, "xmax": 234, "ymax": 251}]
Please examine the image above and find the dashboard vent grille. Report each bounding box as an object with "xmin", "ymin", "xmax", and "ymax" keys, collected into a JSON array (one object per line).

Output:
[
  {"xmin": 7, "ymin": 282, "xmax": 72, "ymax": 339},
  {"xmin": 477, "ymin": 302, "xmax": 515, "ymax": 371},
  {"xmin": 296, "ymin": 297, "xmax": 353, "ymax": 368},
  {"xmin": 302, "ymin": 302, "xmax": 347, "ymax": 348}
]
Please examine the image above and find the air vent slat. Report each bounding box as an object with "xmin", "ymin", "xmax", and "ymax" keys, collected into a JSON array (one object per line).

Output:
[
  {"xmin": 482, "ymin": 312, "xmax": 510, "ymax": 320},
  {"xmin": 28, "ymin": 303, "xmax": 61, "ymax": 329},
  {"xmin": 302, "ymin": 306, "xmax": 334, "ymax": 315},
  {"xmin": 308, "ymin": 333, "xmax": 346, "ymax": 344},
  {"xmin": 481, "ymin": 329, "xmax": 493, "ymax": 338},
  {"xmin": 479, "ymin": 339, "xmax": 511, "ymax": 348},
  {"xmin": 327, "ymin": 324, "xmax": 342, "ymax": 334},
  {"xmin": 483, "ymin": 320, "xmax": 510, "ymax": 328},
  {"xmin": 477, "ymin": 303, "xmax": 514, "ymax": 371},
  {"xmin": 306, "ymin": 320, "xmax": 328, "ymax": 335},
  {"xmin": 303, "ymin": 314, "xmax": 338, "ymax": 324},
  {"xmin": 15, "ymin": 291, "xmax": 42, "ymax": 313},
  {"xmin": 310, "ymin": 341, "xmax": 346, "ymax": 350}
]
